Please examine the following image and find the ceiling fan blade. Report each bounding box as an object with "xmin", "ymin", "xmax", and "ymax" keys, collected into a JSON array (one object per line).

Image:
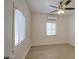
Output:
[
  {"xmin": 64, "ymin": 8, "xmax": 75, "ymax": 10},
  {"xmin": 64, "ymin": 0, "xmax": 71, "ymax": 6},
  {"xmin": 49, "ymin": 5, "xmax": 58, "ymax": 8},
  {"xmin": 50, "ymin": 10, "xmax": 58, "ymax": 13}
]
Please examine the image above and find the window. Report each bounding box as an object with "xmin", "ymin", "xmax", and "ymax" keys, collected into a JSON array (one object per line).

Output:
[
  {"xmin": 15, "ymin": 9, "xmax": 26, "ymax": 46},
  {"xmin": 46, "ymin": 20, "xmax": 56, "ymax": 35}
]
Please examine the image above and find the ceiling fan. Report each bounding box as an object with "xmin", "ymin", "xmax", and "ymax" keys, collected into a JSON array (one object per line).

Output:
[{"xmin": 49, "ymin": 0, "xmax": 75, "ymax": 14}]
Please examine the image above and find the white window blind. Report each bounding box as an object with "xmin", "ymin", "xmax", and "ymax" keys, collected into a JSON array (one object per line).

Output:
[
  {"xmin": 15, "ymin": 9, "xmax": 26, "ymax": 46},
  {"xmin": 46, "ymin": 19, "xmax": 56, "ymax": 35}
]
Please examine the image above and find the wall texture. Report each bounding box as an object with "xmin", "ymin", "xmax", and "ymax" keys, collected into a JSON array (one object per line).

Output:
[
  {"xmin": 68, "ymin": 13, "xmax": 75, "ymax": 46},
  {"xmin": 31, "ymin": 13, "xmax": 69, "ymax": 46},
  {"xmin": 4, "ymin": 0, "xmax": 31, "ymax": 59},
  {"xmin": 14, "ymin": 0, "xmax": 31, "ymax": 59},
  {"xmin": 4, "ymin": 0, "xmax": 14, "ymax": 57}
]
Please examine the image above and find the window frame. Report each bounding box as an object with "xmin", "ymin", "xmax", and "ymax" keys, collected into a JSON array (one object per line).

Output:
[
  {"xmin": 46, "ymin": 21, "xmax": 56, "ymax": 36},
  {"xmin": 14, "ymin": 9, "xmax": 26, "ymax": 46}
]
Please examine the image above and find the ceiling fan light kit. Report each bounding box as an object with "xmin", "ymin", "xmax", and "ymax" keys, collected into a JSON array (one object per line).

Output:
[
  {"xmin": 58, "ymin": 10, "xmax": 64, "ymax": 14},
  {"xmin": 49, "ymin": 0, "xmax": 75, "ymax": 15}
]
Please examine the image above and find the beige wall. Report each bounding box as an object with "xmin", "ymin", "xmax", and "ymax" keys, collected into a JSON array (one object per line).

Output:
[
  {"xmin": 4, "ymin": 0, "xmax": 31, "ymax": 59},
  {"xmin": 4, "ymin": 0, "xmax": 14, "ymax": 57},
  {"xmin": 14, "ymin": 0, "xmax": 31, "ymax": 59},
  {"xmin": 68, "ymin": 13, "xmax": 75, "ymax": 46},
  {"xmin": 31, "ymin": 13, "xmax": 69, "ymax": 46}
]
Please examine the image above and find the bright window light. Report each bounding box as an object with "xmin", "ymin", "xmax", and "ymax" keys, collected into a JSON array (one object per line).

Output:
[
  {"xmin": 46, "ymin": 22, "xmax": 56, "ymax": 35},
  {"xmin": 15, "ymin": 9, "xmax": 26, "ymax": 46}
]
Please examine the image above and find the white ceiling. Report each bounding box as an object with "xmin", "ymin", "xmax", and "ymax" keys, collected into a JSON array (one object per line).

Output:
[{"xmin": 25, "ymin": 0, "xmax": 75, "ymax": 14}]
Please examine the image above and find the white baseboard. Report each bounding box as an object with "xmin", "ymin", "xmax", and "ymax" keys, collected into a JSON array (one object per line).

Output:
[
  {"xmin": 22, "ymin": 46, "xmax": 31, "ymax": 59},
  {"xmin": 32, "ymin": 42, "xmax": 69, "ymax": 47},
  {"xmin": 69, "ymin": 43, "xmax": 75, "ymax": 47}
]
